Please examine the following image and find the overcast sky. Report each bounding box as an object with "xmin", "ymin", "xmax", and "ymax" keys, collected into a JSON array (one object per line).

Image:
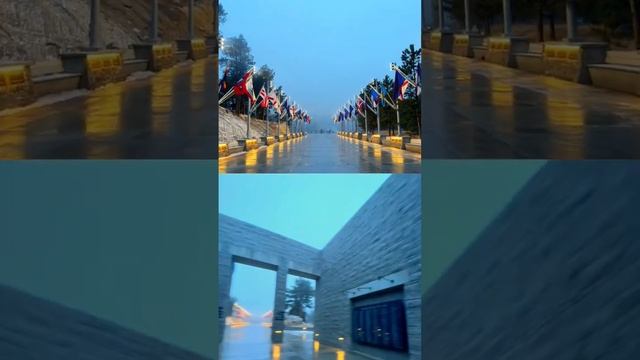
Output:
[{"xmin": 220, "ymin": 0, "xmax": 420, "ymax": 130}]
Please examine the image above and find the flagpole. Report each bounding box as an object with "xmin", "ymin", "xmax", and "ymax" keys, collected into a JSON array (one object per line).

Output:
[
  {"xmin": 246, "ymin": 97, "xmax": 251, "ymax": 139},
  {"xmin": 363, "ymin": 94, "xmax": 368, "ymax": 136}
]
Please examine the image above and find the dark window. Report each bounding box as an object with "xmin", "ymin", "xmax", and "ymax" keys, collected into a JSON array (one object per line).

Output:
[{"xmin": 352, "ymin": 300, "xmax": 408, "ymax": 352}]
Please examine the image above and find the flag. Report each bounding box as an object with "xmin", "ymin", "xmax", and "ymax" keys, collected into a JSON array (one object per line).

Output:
[
  {"xmin": 258, "ymin": 86, "xmax": 269, "ymax": 108},
  {"xmin": 415, "ymin": 63, "xmax": 422, "ymax": 96},
  {"xmin": 232, "ymin": 68, "xmax": 256, "ymax": 103},
  {"xmin": 343, "ymin": 107, "xmax": 349, "ymax": 120},
  {"xmin": 281, "ymin": 97, "xmax": 289, "ymax": 117},
  {"xmin": 290, "ymin": 103, "xmax": 296, "ymax": 117},
  {"xmin": 356, "ymin": 96, "xmax": 365, "ymax": 116},
  {"xmin": 348, "ymin": 103, "xmax": 354, "ymax": 118},
  {"xmin": 393, "ymin": 69, "xmax": 410, "ymax": 101},
  {"xmin": 369, "ymin": 89, "xmax": 380, "ymax": 108},
  {"xmin": 338, "ymin": 112, "xmax": 344, "ymax": 122},
  {"xmin": 268, "ymin": 89, "xmax": 280, "ymax": 112},
  {"xmin": 218, "ymin": 66, "xmax": 230, "ymax": 94}
]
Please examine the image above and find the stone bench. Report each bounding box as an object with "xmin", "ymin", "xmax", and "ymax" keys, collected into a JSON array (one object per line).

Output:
[
  {"xmin": 176, "ymin": 39, "xmax": 209, "ymax": 61},
  {"xmin": 61, "ymin": 51, "xmax": 125, "ymax": 89},
  {"xmin": 542, "ymin": 42, "xmax": 607, "ymax": 84},
  {"xmin": 588, "ymin": 64, "xmax": 640, "ymax": 96},
  {"xmin": 218, "ymin": 143, "xmax": 229, "ymax": 157},
  {"xmin": 486, "ymin": 37, "xmax": 530, "ymax": 68},
  {"xmin": 427, "ymin": 31, "xmax": 454, "ymax": 53},
  {"xmin": 405, "ymin": 139, "xmax": 422, "ymax": 154},
  {"xmin": 514, "ymin": 52, "xmax": 545, "ymax": 74},
  {"xmin": 133, "ymin": 43, "xmax": 176, "ymax": 72},
  {"xmin": 0, "ymin": 62, "xmax": 34, "ymax": 110},
  {"xmin": 260, "ymin": 136, "xmax": 276, "ymax": 145},
  {"xmin": 453, "ymin": 34, "xmax": 484, "ymax": 58},
  {"xmin": 383, "ymin": 136, "xmax": 410, "ymax": 150},
  {"xmin": 30, "ymin": 60, "xmax": 82, "ymax": 98},
  {"xmin": 237, "ymin": 138, "xmax": 259, "ymax": 151},
  {"xmin": 369, "ymin": 134, "xmax": 382, "ymax": 144}
]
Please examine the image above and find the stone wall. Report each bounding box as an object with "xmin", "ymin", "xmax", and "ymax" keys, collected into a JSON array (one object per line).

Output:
[
  {"xmin": 0, "ymin": 285, "xmax": 211, "ymax": 359},
  {"xmin": 0, "ymin": 0, "xmax": 215, "ymax": 62},
  {"xmin": 315, "ymin": 175, "xmax": 422, "ymax": 360},
  {"xmin": 219, "ymin": 106, "xmax": 291, "ymax": 145},
  {"xmin": 218, "ymin": 214, "xmax": 322, "ymax": 341},
  {"xmin": 423, "ymin": 162, "xmax": 640, "ymax": 359}
]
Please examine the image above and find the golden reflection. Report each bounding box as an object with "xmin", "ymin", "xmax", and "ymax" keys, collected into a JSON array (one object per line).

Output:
[
  {"xmin": 390, "ymin": 149, "xmax": 406, "ymax": 173},
  {"xmin": 85, "ymin": 83, "xmax": 123, "ymax": 138},
  {"xmin": 336, "ymin": 350, "xmax": 345, "ymax": 360},
  {"xmin": 190, "ymin": 60, "xmax": 206, "ymax": 109},
  {"xmin": 314, "ymin": 340, "xmax": 320, "ymax": 352},
  {"xmin": 244, "ymin": 149, "xmax": 258, "ymax": 172},
  {"xmin": 265, "ymin": 143, "xmax": 274, "ymax": 166},
  {"xmin": 491, "ymin": 82, "xmax": 513, "ymax": 108},
  {"xmin": 151, "ymin": 67, "xmax": 174, "ymax": 135},
  {"xmin": 272, "ymin": 344, "xmax": 281, "ymax": 360},
  {"xmin": 218, "ymin": 158, "xmax": 227, "ymax": 173}
]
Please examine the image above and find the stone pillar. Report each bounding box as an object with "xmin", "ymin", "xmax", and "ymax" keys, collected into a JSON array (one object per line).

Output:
[
  {"xmin": 150, "ymin": 0, "xmax": 159, "ymax": 42},
  {"xmin": 438, "ymin": 0, "xmax": 445, "ymax": 30},
  {"xmin": 464, "ymin": 0, "xmax": 471, "ymax": 33},
  {"xmin": 503, "ymin": 0, "xmax": 512, "ymax": 36},
  {"xmin": 271, "ymin": 264, "xmax": 288, "ymax": 343},
  {"xmin": 188, "ymin": 0, "xmax": 195, "ymax": 39},
  {"xmin": 218, "ymin": 255, "xmax": 234, "ymax": 343},
  {"xmin": 566, "ymin": 0, "xmax": 578, "ymax": 41},
  {"xmin": 422, "ymin": 0, "xmax": 435, "ymax": 29},
  {"xmin": 89, "ymin": 0, "xmax": 102, "ymax": 49}
]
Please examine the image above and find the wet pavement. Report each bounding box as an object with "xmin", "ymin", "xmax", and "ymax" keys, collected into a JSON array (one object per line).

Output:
[
  {"xmin": 220, "ymin": 325, "xmax": 369, "ymax": 360},
  {"xmin": 218, "ymin": 134, "xmax": 421, "ymax": 173},
  {"xmin": 422, "ymin": 51, "xmax": 640, "ymax": 159},
  {"xmin": 0, "ymin": 58, "xmax": 216, "ymax": 159}
]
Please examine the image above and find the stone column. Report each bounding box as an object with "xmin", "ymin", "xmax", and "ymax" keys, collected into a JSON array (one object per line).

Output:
[
  {"xmin": 218, "ymin": 255, "xmax": 234, "ymax": 343},
  {"xmin": 271, "ymin": 264, "xmax": 288, "ymax": 343},
  {"xmin": 422, "ymin": 0, "xmax": 435, "ymax": 30},
  {"xmin": 89, "ymin": 0, "xmax": 103, "ymax": 49},
  {"xmin": 150, "ymin": 0, "xmax": 159, "ymax": 42},
  {"xmin": 464, "ymin": 0, "xmax": 471, "ymax": 33},
  {"xmin": 566, "ymin": 0, "xmax": 578, "ymax": 41},
  {"xmin": 438, "ymin": 0, "xmax": 445, "ymax": 31},
  {"xmin": 503, "ymin": 0, "xmax": 512, "ymax": 36},
  {"xmin": 188, "ymin": 0, "xmax": 195, "ymax": 39}
]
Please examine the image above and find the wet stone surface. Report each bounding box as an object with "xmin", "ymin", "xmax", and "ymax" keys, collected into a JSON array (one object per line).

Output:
[
  {"xmin": 0, "ymin": 58, "xmax": 217, "ymax": 159},
  {"xmin": 422, "ymin": 51, "xmax": 640, "ymax": 159},
  {"xmin": 218, "ymin": 134, "xmax": 421, "ymax": 173},
  {"xmin": 220, "ymin": 325, "xmax": 369, "ymax": 360}
]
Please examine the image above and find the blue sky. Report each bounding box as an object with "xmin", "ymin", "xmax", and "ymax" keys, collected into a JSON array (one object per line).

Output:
[
  {"xmin": 219, "ymin": 174, "xmax": 390, "ymax": 249},
  {"xmin": 220, "ymin": 0, "xmax": 420, "ymax": 130},
  {"xmin": 220, "ymin": 174, "xmax": 389, "ymax": 315}
]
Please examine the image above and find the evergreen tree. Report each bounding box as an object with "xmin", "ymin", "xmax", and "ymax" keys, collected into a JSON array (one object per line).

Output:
[{"xmin": 285, "ymin": 279, "xmax": 314, "ymax": 322}]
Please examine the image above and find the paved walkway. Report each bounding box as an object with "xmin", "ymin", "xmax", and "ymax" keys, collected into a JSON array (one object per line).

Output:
[
  {"xmin": 0, "ymin": 58, "xmax": 217, "ymax": 159},
  {"xmin": 422, "ymin": 50, "xmax": 640, "ymax": 159},
  {"xmin": 220, "ymin": 325, "xmax": 370, "ymax": 360},
  {"xmin": 219, "ymin": 134, "xmax": 421, "ymax": 173}
]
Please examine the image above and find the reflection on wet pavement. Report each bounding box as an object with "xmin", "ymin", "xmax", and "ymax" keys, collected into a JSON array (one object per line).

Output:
[
  {"xmin": 220, "ymin": 325, "xmax": 368, "ymax": 360},
  {"xmin": 218, "ymin": 134, "xmax": 421, "ymax": 173},
  {"xmin": 422, "ymin": 51, "xmax": 640, "ymax": 159},
  {"xmin": 0, "ymin": 59, "xmax": 217, "ymax": 159}
]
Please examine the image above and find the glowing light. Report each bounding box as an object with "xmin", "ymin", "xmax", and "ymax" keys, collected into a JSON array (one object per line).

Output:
[
  {"xmin": 274, "ymin": 330, "xmax": 283, "ymax": 334},
  {"xmin": 314, "ymin": 340, "xmax": 320, "ymax": 352},
  {"xmin": 272, "ymin": 344, "xmax": 281, "ymax": 360},
  {"xmin": 337, "ymin": 350, "xmax": 346, "ymax": 360},
  {"xmin": 338, "ymin": 337, "xmax": 345, "ymax": 341}
]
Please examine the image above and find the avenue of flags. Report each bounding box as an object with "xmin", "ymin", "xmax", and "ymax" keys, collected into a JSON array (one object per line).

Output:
[
  {"xmin": 333, "ymin": 62, "xmax": 421, "ymax": 135},
  {"xmin": 218, "ymin": 66, "xmax": 312, "ymax": 139}
]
